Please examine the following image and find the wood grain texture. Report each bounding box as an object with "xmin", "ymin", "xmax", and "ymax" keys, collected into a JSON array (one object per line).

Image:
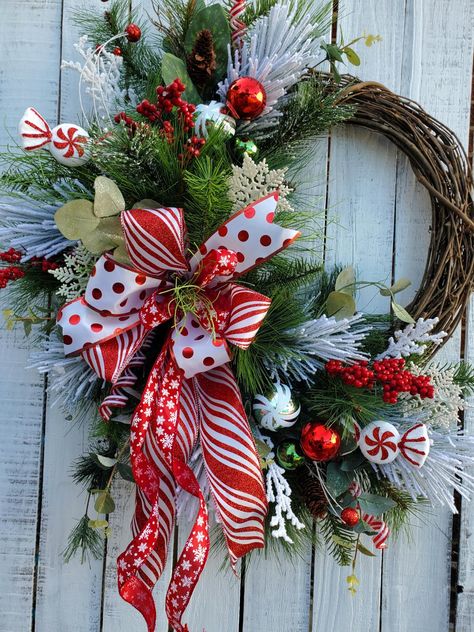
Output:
[
  {"xmin": 313, "ymin": 4, "xmax": 407, "ymax": 630},
  {"xmin": 0, "ymin": 2, "xmax": 62, "ymax": 631},
  {"xmin": 32, "ymin": 2, "xmax": 105, "ymax": 630},
  {"xmin": 384, "ymin": 1, "xmax": 473, "ymax": 630},
  {"xmin": 176, "ymin": 517, "xmax": 241, "ymax": 632},
  {"xmin": 457, "ymin": 296, "xmax": 474, "ymax": 630}
]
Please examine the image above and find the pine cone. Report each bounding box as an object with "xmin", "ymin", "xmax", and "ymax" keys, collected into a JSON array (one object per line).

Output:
[
  {"xmin": 300, "ymin": 470, "xmax": 328, "ymax": 520},
  {"xmin": 187, "ymin": 29, "xmax": 217, "ymax": 86}
]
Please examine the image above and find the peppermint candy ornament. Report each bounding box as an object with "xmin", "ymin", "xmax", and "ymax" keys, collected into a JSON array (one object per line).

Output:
[
  {"xmin": 356, "ymin": 420, "xmax": 430, "ymax": 468},
  {"xmin": 253, "ymin": 383, "xmax": 300, "ymax": 431},
  {"xmin": 357, "ymin": 420, "xmax": 401, "ymax": 464},
  {"xmin": 19, "ymin": 107, "xmax": 89, "ymax": 166}
]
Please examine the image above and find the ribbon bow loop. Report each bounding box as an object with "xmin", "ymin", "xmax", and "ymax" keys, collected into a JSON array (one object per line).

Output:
[{"xmin": 57, "ymin": 193, "xmax": 300, "ymax": 632}]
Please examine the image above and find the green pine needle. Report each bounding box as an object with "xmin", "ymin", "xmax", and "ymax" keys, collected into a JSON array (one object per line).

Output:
[{"xmin": 63, "ymin": 513, "xmax": 104, "ymax": 564}]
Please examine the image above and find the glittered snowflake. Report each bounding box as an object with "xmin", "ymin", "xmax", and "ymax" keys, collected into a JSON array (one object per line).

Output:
[
  {"xmin": 229, "ymin": 154, "xmax": 293, "ymax": 212},
  {"xmin": 49, "ymin": 244, "xmax": 97, "ymax": 301},
  {"xmin": 400, "ymin": 363, "xmax": 467, "ymax": 430}
]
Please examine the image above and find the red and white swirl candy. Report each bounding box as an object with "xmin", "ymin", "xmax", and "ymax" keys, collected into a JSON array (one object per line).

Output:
[
  {"xmin": 229, "ymin": 0, "xmax": 246, "ymax": 47},
  {"xmin": 355, "ymin": 420, "xmax": 431, "ymax": 468},
  {"xmin": 19, "ymin": 107, "xmax": 89, "ymax": 167}
]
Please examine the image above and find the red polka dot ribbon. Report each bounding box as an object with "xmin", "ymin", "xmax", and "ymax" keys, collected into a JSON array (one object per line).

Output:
[{"xmin": 57, "ymin": 192, "xmax": 300, "ymax": 631}]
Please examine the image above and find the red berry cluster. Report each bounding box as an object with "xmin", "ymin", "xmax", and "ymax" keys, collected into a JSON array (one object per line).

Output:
[
  {"xmin": 0, "ymin": 248, "xmax": 23, "ymax": 263},
  {"xmin": 114, "ymin": 111, "xmax": 138, "ymax": 132},
  {"xmin": 30, "ymin": 257, "xmax": 59, "ymax": 273},
  {"xmin": 186, "ymin": 135, "xmax": 206, "ymax": 158},
  {"xmin": 373, "ymin": 358, "xmax": 434, "ymax": 403},
  {"xmin": 325, "ymin": 358, "xmax": 434, "ymax": 404},
  {"xmin": 136, "ymin": 79, "xmax": 196, "ymax": 133},
  {"xmin": 326, "ymin": 360, "xmax": 375, "ymax": 388},
  {"xmin": 0, "ymin": 266, "xmax": 24, "ymax": 288}
]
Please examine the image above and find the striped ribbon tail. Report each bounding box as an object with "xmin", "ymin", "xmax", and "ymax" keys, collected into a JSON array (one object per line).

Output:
[
  {"xmin": 196, "ymin": 364, "xmax": 267, "ymax": 566},
  {"xmin": 362, "ymin": 513, "xmax": 390, "ymax": 549},
  {"xmin": 229, "ymin": 0, "xmax": 246, "ymax": 47}
]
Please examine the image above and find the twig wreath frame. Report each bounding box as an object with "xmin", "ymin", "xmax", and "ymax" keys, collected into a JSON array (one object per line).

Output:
[{"xmin": 332, "ymin": 76, "xmax": 474, "ymax": 349}]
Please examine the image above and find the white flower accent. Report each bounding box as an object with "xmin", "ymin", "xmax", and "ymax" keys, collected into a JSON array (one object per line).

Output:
[{"xmin": 194, "ymin": 101, "xmax": 236, "ymax": 138}]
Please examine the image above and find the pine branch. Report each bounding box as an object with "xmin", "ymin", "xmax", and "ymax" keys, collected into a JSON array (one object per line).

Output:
[
  {"xmin": 319, "ymin": 512, "xmax": 356, "ymax": 566},
  {"xmin": 152, "ymin": 0, "xmax": 200, "ymax": 60},
  {"xmin": 63, "ymin": 512, "xmax": 104, "ymax": 564}
]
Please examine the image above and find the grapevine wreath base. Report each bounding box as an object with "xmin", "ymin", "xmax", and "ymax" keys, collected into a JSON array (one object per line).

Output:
[
  {"xmin": 331, "ymin": 75, "xmax": 474, "ymax": 341},
  {"xmin": 1, "ymin": 2, "xmax": 474, "ymax": 631}
]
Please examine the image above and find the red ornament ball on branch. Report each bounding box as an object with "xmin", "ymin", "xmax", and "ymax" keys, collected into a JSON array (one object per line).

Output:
[
  {"xmin": 341, "ymin": 507, "xmax": 360, "ymax": 527},
  {"xmin": 226, "ymin": 77, "xmax": 266, "ymax": 120},
  {"xmin": 300, "ymin": 422, "xmax": 341, "ymax": 462},
  {"xmin": 113, "ymin": 46, "xmax": 122, "ymax": 56},
  {"xmin": 125, "ymin": 23, "xmax": 141, "ymax": 43}
]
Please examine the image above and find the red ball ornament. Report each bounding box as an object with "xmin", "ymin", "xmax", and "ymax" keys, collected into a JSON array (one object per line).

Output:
[
  {"xmin": 112, "ymin": 46, "xmax": 123, "ymax": 56},
  {"xmin": 226, "ymin": 77, "xmax": 267, "ymax": 120},
  {"xmin": 300, "ymin": 422, "xmax": 341, "ymax": 461},
  {"xmin": 125, "ymin": 23, "xmax": 141, "ymax": 43},
  {"xmin": 341, "ymin": 507, "xmax": 360, "ymax": 527}
]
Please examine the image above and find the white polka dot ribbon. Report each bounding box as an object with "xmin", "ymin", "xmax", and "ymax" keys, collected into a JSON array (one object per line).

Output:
[
  {"xmin": 57, "ymin": 193, "xmax": 299, "ymax": 631},
  {"xmin": 58, "ymin": 192, "xmax": 300, "ymax": 385}
]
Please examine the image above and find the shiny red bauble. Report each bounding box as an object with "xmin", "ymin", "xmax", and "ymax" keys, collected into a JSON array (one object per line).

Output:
[
  {"xmin": 341, "ymin": 507, "xmax": 360, "ymax": 527},
  {"xmin": 112, "ymin": 46, "xmax": 123, "ymax": 56},
  {"xmin": 226, "ymin": 77, "xmax": 267, "ymax": 120},
  {"xmin": 126, "ymin": 23, "xmax": 142, "ymax": 43},
  {"xmin": 300, "ymin": 422, "xmax": 341, "ymax": 461}
]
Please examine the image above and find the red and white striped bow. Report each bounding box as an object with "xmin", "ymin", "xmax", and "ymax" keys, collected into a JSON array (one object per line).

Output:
[{"xmin": 58, "ymin": 193, "xmax": 299, "ymax": 631}]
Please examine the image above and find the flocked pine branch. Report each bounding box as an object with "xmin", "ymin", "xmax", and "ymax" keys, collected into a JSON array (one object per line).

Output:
[
  {"xmin": 376, "ymin": 317, "xmax": 447, "ymax": 360},
  {"xmin": 62, "ymin": 35, "xmax": 138, "ymax": 125},
  {"xmin": 0, "ymin": 181, "xmax": 89, "ymax": 259},
  {"xmin": 29, "ymin": 336, "xmax": 103, "ymax": 424},
  {"xmin": 218, "ymin": 1, "xmax": 328, "ymax": 132},
  {"xmin": 264, "ymin": 314, "xmax": 370, "ymax": 383}
]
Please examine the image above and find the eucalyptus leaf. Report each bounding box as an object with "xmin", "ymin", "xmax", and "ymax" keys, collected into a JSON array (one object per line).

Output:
[
  {"xmin": 93, "ymin": 176, "xmax": 125, "ymax": 218},
  {"xmin": 358, "ymin": 493, "xmax": 397, "ymax": 516},
  {"xmin": 340, "ymin": 449, "xmax": 366, "ymax": 471},
  {"xmin": 117, "ymin": 463, "xmax": 135, "ymax": 483},
  {"xmin": 344, "ymin": 47, "xmax": 361, "ymax": 66},
  {"xmin": 380, "ymin": 277, "xmax": 412, "ymax": 296},
  {"xmin": 391, "ymin": 301, "xmax": 415, "ymax": 324},
  {"xmin": 161, "ymin": 53, "xmax": 201, "ymax": 104},
  {"xmin": 326, "ymin": 461, "xmax": 352, "ymax": 497},
  {"xmin": 132, "ymin": 199, "xmax": 162, "ymax": 209},
  {"xmin": 94, "ymin": 490, "xmax": 115, "ymax": 514},
  {"xmin": 335, "ymin": 266, "xmax": 355, "ymax": 296},
  {"xmin": 81, "ymin": 228, "xmax": 118, "ymax": 255},
  {"xmin": 97, "ymin": 216, "xmax": 124, "ymax": 245},
  {"xmin": 111, "ymin": 243, "xmax": 133, "ymax": 266},
  {"xmin": 96, "ymin": 455, "xmax": 117, "ymax": 468},
  {"xmin": 88, "ymin": 519, "xmax": 109, "ymax": 529},
  {"xmin": 54, "ymin": 200, "xmax": 98, "ymax": 241},
  {"xmin": 357, "ymin": 542, "xmax": 376, "ymax": 556},
  {"xmin": 184, "ymin": 4, "xmax": 231, "ymax": 80},
  {"xmin": 326, "ymin": 291, "xmax": 356, "ymax": 319}
]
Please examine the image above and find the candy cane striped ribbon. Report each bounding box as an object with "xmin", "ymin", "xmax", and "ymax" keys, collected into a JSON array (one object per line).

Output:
[{"xmin": 229, "ymin": 0, "xmax": 246, "ymax": 47}]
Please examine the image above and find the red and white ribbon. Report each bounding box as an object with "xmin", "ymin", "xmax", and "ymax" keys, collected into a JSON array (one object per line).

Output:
[
  {"xmin": 58, "ymin": 193, "xmax": 299, "ymax": 631},
  {"xmin": 349, "ymin": 482, "xmax": 390, "ymax": 550},
  {"xmin": 229, "ymin": 0, "xmax": 246, "ymax": 47}
]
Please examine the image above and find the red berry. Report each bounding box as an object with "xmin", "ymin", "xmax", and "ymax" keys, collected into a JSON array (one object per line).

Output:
[
  {"xmin": 112, "ymin": 46, "xmax": 122, "ymax": 56},
  {"xmin": 126, "ymin": 23, "xmax": 141, "ymax": 42},
  {"xmin": 341, "ymin": 507, "xmax": 360, "ymax": 527}
]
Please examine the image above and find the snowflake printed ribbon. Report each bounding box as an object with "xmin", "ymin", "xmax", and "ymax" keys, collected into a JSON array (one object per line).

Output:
[{"xmin": 58, "ymin": 193, "xmax": 299, "ymax": 631}]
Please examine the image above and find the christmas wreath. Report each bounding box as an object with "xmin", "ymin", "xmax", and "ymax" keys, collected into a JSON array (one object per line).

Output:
[{"xmin": 1, "ymin": 2, "xmax": 473, "ymax": 631}]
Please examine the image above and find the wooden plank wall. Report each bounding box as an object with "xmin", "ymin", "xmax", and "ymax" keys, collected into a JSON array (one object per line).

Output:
[{"xmin": 0, "ymin": 1, "xmax": 473, "ymax": 631}]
